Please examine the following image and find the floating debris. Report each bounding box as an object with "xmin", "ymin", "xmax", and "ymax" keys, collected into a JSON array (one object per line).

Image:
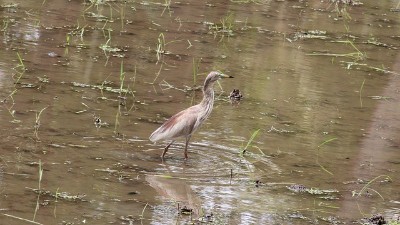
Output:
[
  {"xmin": 179, "ymin": 206, "xmax": 193, "ymax": 215},
  {"xmin": 198, "ymin": 213, "xmax": 214, "ymax": 223},
  {"xmin": 159, "ymin": 80, "xmax": 201, "ymax": 93},
  {"xmin": 95, "ymin": 168, "xmax": 119, "ymax": 173},
  {"xmin": 288, "ymin": 212, "xmax": 309, "ymax": 220},
  {"xmin": 320, "ymin": 216, "xmax": 342, "ymax": 224},
  {"xmin": 119, "ymin": 215, "xmax": 137, "ymax": 223},
  {"xmin": 365, "ymin": 214, "xmax": 387, "ymax": 225},
  {"xmin": 70, "ymin": 81, "xmax": 135, "ymax": 95},
  {"xmin": 367, "ymin": 96, "xmax": 392, "ymax": 100},
  {"xmin": 288, "ymin": 30, "xmax": 328, "ymax": 42},
  {"xmin": 287, "ymin": 184, "xmax": 339, "ymax": 199},
  {"xmin": 267, "ymin": 125, "xmax": 295, "ymax": 134},
  {"xmin": 99, "ymin": 44, "xmax": 123, "ymax": 53},
  {"xmin": 26, "ymin": 187, "xmax": 86, "ymax": 201},
  {"xmin": 343, "ymin": 61, "xmax": 400, "ymax": 75},
  {"xmin": 48, "ymin": 143, "xmax": 66, "ymax": 148},
  {"xmin": 75, "ymin": 109, "xmax": 87, "ymax": 114},
  {"xmin": 1, "ymin": 3, "xmax": 18, "ymax": 8},
  {"xmin": 37, "ymin": 76, "xmax": 49, "ymax": 83},
  {"xmin": 68, "ymin": 144, "xmax": 88, "ymax": 148},
  {"xmin": 93, "ymin": 115, "xmax": 108, "ymax": 128},
  {"xmin": 287, "ymin": 184, "xmax": 308, "ymax": 193},
  {"xmin": 85, "ymin": 12, "xmax": 107, "ymax": 21},
  {"xmin": 363, "ymin": 38, "xmax": 396, "ymax": 49},
  {"xmin": 330, "ymin": 0, "xmax": 363, "ymax": 6},
  {"xmin": 20, "ymin": 83, "xmax": 36, "ymax": 88},
  {"xmin": 47, "ymin": 52, "xmax": 58, "ymax": 57}
]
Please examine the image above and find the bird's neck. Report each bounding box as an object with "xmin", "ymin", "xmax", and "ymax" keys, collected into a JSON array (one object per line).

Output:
[
  {"xmin": 200, "ymin": 82, "xmax": 215, "ymax": 108},
  {"xmin": 197, "ymin": 80, "xmax": 215, "ymax": 122}
]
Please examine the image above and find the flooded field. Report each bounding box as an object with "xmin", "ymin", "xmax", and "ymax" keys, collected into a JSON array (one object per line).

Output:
[{"xmin": 0, "ymin": 0, "xmax": 399, "ymax": 224}]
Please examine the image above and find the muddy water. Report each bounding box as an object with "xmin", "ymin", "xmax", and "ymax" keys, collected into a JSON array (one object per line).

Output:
[{"xmin": 1, "ymin": 0, "xmax": 399, "ymax": 224}]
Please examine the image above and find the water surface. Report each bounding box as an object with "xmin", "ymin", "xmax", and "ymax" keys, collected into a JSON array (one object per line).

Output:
[{"xmin": 0, "ymin": 0, "xmax": 399, "ymax": 224}]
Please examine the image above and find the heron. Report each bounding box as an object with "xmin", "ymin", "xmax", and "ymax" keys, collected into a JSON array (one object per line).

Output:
[{"xmin": 149, "ymin": 71, "xmax": 233, "ymax": 159}]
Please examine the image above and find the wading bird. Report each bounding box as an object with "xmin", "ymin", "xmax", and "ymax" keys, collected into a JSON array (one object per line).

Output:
[{"xmin": 149, "ymin": 71, "xmax": 233, "ymax": 159}]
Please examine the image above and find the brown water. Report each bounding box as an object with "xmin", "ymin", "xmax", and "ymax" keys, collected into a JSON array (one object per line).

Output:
[{"xmin": 0, "ymin": 0, "xmax": 399, "ymax": 224}]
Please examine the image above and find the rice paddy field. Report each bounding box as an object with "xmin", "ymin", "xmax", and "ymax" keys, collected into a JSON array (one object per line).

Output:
[{"xmin": 0, "ymin": 0, "xmax": 399, "ymax": 224}]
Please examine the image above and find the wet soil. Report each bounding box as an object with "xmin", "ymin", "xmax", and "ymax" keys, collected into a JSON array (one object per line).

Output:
[{"xmin": 0, "ymin": 0, "xmax": 399, "ymax": 224}]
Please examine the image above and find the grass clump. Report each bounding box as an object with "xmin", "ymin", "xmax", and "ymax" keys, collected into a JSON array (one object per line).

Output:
[
  {"xmin": 1, "ymin": 52, "xmax": 27, "ymax": 123},
  {"xmin": 208, "ymin": 13, "xmax": 235, "ymax": 41}
]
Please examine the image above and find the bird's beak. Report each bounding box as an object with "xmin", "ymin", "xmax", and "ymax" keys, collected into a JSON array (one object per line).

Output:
[{"xmin": 219, "ymin": 73, "xmax": 234, "ymax": 78}]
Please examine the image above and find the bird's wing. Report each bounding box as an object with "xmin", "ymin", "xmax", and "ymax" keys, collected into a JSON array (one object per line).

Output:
[{"xmin": 149, "ymin": 106, "xmax": 199, "ymax": 142}]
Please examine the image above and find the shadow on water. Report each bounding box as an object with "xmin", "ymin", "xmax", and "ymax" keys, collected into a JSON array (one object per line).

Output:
[{"xmin": 1, "ymin": 0, "xmax": 400, "ymax": 224}]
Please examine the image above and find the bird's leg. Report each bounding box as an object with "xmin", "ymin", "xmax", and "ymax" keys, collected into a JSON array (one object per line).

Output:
[
  {"xmin": 162, "ymin": 140, "xmax": 174, "ymax": 159},
  {"xmin": 184, "ymin": 135, "xmax": 191, "ymax": 159}
]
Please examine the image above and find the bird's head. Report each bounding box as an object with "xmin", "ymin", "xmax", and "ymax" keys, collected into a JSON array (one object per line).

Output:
[{"xmin": 206, "ymin": 71, "xmax": 234, "ymax": 82}]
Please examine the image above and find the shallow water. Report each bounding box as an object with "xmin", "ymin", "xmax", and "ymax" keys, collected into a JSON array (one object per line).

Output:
[{"xmin": 0, "ymin": 0, "xmax": 399, "ymax": 224}]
